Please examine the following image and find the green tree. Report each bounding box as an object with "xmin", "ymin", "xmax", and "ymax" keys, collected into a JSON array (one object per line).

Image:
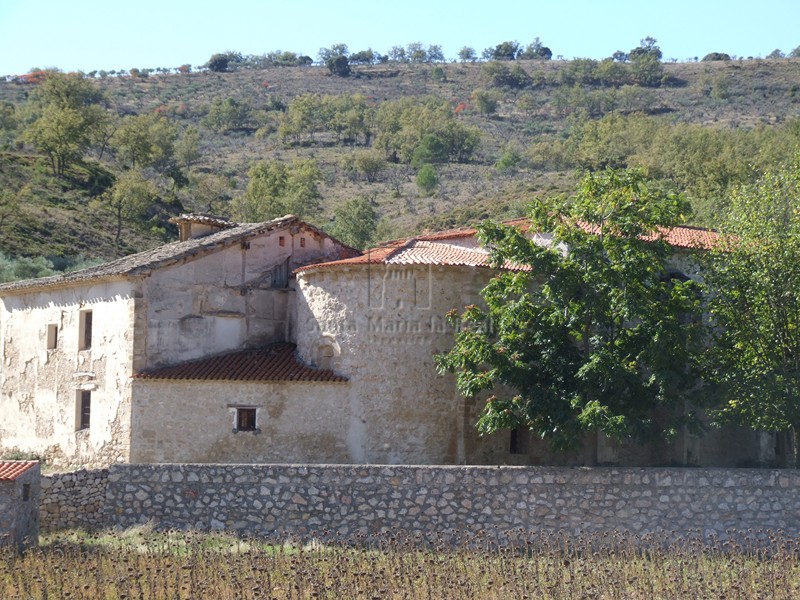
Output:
[
  {"xmin": 436, "ymin": 169, "xmax": 705, "ymax": 456},
  {"xmin": 205, "ymin": 51, "xmax": 242, "ymax": 72},
  {"xmin": 113, "ymin": 113, "xmax": 177, "ymax": 170},
  {"xmin": 518, "ymin": 38, "xmax": 552, "ymax": 60},
  {"xmin": 94, "ymin": 170, "xmax": 158, "ymax": 245},
  {"xmin": 22, "ymin": 72, "xmax": 108, "ymax": 176},
  {"xmin": 411, "ymin": 133, "xmax": 449, "ymax": 167},
  {"xmin": 488, "ymin": 40, "xmax": 520, "ymax": 61},
  {"xmin": 373, "ymin": 97, "xmax": 480, "ymax": 164},
  {"xmin": 703, "ymin": 160, "xmax": 800, "ymax": 463},
  {"xmin": 231, "ymin": 159, "xmax": 322, "ymax": 222},
  {"xmin": 326, "ymin": 55, "xmax": 351, "ymax": 77},
  {"xmin": 629, "ymin": 37, "xmax": 662, "ymax": 61},
  {"xmin": 318, "ymin": 43, "xmax": 349, "ymax": 64},
  {"xmin": 458, "ymin": 46, "xmax": 477, "ymax": 62},
  {"xmin": 470, "ymin": 89, "xmax": 500, "ymax": 115},
  {"xmin": 0, "ymin": 186, "xmax": 28, "ymax": 235},
  {"xmin": 630, "ymin": 53, "xmax": 664, "ymax": 87},
  {"xmin": 175, "ymin": 125, "xmax": 201, "ymax": 170},
  {"xmin": 202, "ymin": 98, "xmax": 252, "ymax": 133},
  {"xmin": 701, "ymin": 52, "xmax": 732, "ymax": 61},
  {"xmin": 0, "ymin": 101, "xmax": 17, "ymax": 148},
  {"xmin": 23, "ymin": 105, "xmax": 91, "ymax": 176},
  {"xmin": 416, "ymin": 164, "xmax": 438, "ymax": 195},
  {"xmin": 350, "ymin": 149, "xmax": 387, "ymax": 182},
  {"xmin": 330, "ymin": 196, "xmax": 378, "ymax": 249}
]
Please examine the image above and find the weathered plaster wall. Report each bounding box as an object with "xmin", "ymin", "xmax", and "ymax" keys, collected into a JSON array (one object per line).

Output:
[
  {"xmin": 0, "ymin": 464, "xmax": 40, "ymax": 550},
  {"xmin": 129, "ymin": 380, "xmax": 351, "ymax": 464},
  {"xmin": 140, "ymin": 225, "xmax": 349, "ymax": 369},
  {"xmin": 105, "ymin": 464, "xmax": 800, "ymax": 543},
  {"xmin": 39, "ymin": 468, "xmax": 107, "ymax": 533},
  {"xmin": 0, "ymin": 283, "xmax": 135, "ymax": 469},
  {"xmin": 296, "ymin": 264, "xmax": 493, "ymax": 464}
]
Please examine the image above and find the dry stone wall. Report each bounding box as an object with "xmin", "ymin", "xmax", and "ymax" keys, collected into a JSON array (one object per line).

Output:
[
  {"xmin": 104, "ymin": 464, "xmax": 800, "ymax": 543},
  {"xmin": 40, "ymin": 468, "xmax": 108, "ymax": 532}
]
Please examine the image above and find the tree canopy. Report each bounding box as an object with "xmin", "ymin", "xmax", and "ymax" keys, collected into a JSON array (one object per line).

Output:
[
  {"xmin": 436, "ymin": 169, "xmax": 706, "ymax": 455},
  {"xmin": 703, "ymin": 159, "xmax": 800, "ymax": 451}
]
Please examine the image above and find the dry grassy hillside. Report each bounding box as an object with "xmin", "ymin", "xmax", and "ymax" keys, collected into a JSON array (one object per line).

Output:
[{"xmin": 0, "ymin": 58, "xmax": 798, "ymax": 264}]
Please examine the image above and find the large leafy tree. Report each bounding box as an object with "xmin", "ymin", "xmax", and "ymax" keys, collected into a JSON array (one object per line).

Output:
[
  {"xmin": 113, "ymin": 113, "xmax": 177, "ymax": 170},
  {"xmin": 22, "ymin": 72, "xmax": 108, "ymax": 176},
  {"xmin": 703, "ymin": 160, "xmax": 800, "ymax": 462},
  {"xmin": 231, "ymin": 159, "xmax": 322, "ymax": 222},
  {"xmin": 436, "ymin": 169, "xmax": 706, "ymax": 455}
]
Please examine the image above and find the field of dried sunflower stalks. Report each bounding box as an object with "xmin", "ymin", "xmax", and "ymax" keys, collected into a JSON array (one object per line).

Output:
[{"xmin": 3, "ymin": 526, "xmax": 800, "ymax": 599}]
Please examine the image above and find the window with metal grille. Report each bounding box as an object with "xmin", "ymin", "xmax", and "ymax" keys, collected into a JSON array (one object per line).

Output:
[{"xmin": 236, "ymin": 408, "xmax": 257, "ymax": 432}]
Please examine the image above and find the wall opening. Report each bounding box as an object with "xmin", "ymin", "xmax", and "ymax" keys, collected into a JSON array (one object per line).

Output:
[
  {"xmin": 76, "ymin": 390, "xmax": 91, "ymax": 431},
  {"xmin": 46, "ymin": 324, "xmax": 58, "ymax": 350},
  {"xmin": 79, "ymin": 310, "xmax": 93, "ymax": 351},
  {"xmin": 510, "ymin": 427, "xmax": 529, "ymax": 455},
  {"xmin": 234, "ymin": 407, "xmax": 258, "ymax": 433},
  {"xmin": 318, "ymin": 345, "xmax": 335, "ymax": 370},
  {"xmin": 22, "ymin": 483, "xmax": 30, "ymax": 502}
]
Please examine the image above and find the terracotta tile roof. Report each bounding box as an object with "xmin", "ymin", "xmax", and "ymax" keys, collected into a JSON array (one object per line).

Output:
[
  {"xmin": 577, "ymin": 222, "xmax": 720, "ymax": 250},
  {"xmin": 0, "ymin": 215, "xmax": 359, "ymax": 295},
  {"xmin": 134, "ymin": 343, "xmax": 347, "ymax": 383},
  {"xmin": 0, "ymin": 461, "xmax": 38, "ymax": 481},
  {"xmin": 297, "ymin": 218, "xmax": 718, "ymax": 275}
]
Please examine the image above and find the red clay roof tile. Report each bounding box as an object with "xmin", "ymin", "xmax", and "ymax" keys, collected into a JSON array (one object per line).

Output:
[
  {"xmin": 135, "ymin": 343, "xmax": 347, "ymax": 383},
  {"xmin": 0, "ymin": 461, "xmax": 38, "ymax": 481},
  {"xmin": 297, "ymin": 218, "xmax": 718, "ymax": 275}
]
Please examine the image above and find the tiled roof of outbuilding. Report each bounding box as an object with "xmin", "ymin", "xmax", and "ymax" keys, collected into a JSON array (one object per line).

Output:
[
  {"xmin": 0, "ymin": 215, "xmax": 358, "ymax": 295},
  {"xmin": 0, "ymin": 461, "xmax": 38, "ymax": 481},
  {"xmin": 134, "ymin": 343, "xmax": 347, "ymax": 383},
  {"xmin": 296, "ymin": 219, "xmax": 719, "ymax": 275}
]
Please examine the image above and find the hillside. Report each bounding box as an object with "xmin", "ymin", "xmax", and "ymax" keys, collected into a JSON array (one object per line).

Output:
[{"xmin": 1, "ymin": 57, "xmax": 799, "ymax": 268}]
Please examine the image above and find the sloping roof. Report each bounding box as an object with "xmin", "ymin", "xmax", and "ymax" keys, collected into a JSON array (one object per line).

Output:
[
  {"xmin": 134, "ymin": 343, "xmax": 347, "ymax": 383},
  {"xmin": 576, "ymin": 223, "xmax": 720, "ymax": 250},
  {"xmin": 169, "ymin": 213, "xmax": 237, "ymax": 229},
  {"xmin": 0, "ymin": 461, "xmax": 38, "ymax": 481},
  {"xmin": 297, "ymin": 219, "xmax": 718, "ymax": 275},
  {"xmin": 0, "ymin": 215, "xmax": 356, "ymax": 295}
]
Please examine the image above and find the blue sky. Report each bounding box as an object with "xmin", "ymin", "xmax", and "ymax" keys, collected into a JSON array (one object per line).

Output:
[{"xmin": 0, "ymin": 0, "xmax": 797, "ymax": 75}]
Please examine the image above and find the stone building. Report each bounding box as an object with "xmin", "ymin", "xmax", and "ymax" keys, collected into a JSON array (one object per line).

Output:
[
  {"xmin": 0, "ymin": 215, "xmax": 768, "ymax": 469},
  {"xmin": 0, "ymin": 460, "xmax": 40, "ymax": 551},
  {"xmin": 0, "ymin": 215, "xmax": 357, "ymax": 469}
]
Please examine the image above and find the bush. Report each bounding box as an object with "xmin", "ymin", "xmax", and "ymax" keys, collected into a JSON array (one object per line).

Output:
[{"xmin": 416, "ymin": 164, "xmax": 438, "ymax": 195}]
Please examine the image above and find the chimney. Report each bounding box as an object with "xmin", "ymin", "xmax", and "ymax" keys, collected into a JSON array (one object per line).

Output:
[{"xmin": 169, "ymin": 214, "xmax": 237, "ymax": 242}]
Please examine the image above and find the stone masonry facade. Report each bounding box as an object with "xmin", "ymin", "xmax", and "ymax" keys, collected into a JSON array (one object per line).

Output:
[
  {"xmin": 96, "ymin": 464, "xmax": 800, "ymax": 543},
  {"xmin": 40, "ymin": 468, "xmax": 108, "ymax": 533}
]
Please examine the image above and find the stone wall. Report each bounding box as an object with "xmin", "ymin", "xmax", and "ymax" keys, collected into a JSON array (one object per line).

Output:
[
  {"xmin": 40, "ymin": 468, "xmax": 108, "ymax": 533},
  {"xmin": 104, "ymin": 464, "xmax": 800, "ymax": 543},
  {"xmin": 0, "ymin": 463, "xmax": 40, "ymax": 551}
]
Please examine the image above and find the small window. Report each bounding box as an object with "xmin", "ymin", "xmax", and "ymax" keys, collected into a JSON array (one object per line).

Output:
[
  {"xmin": 79, "ymin": 310, "xmax": 93, "ymax": 350},
  {"xmin": 235, "ymin": 407, "xmax": 258, "ymax": 432},
  {"xmin": 77, "ymin": 390, "xmax": 91, "ymax": 431},
  {"xmin": 510, "ymin": 427, "xmax": 529, "ymax": 455},
  {"xmin": 299, "ymin": 237, "xmax": 306, "ymax": 248},
  {"xmin": 279, "ymin": 236, "xmax": 285, "ymax": 247},
  {"xmin": 46, "ymin": 324, "xmax": 59, "ymax": 350},
  {"xmin": 22, "ymin": 483, "xmax": 30, "ymax": 502}
]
